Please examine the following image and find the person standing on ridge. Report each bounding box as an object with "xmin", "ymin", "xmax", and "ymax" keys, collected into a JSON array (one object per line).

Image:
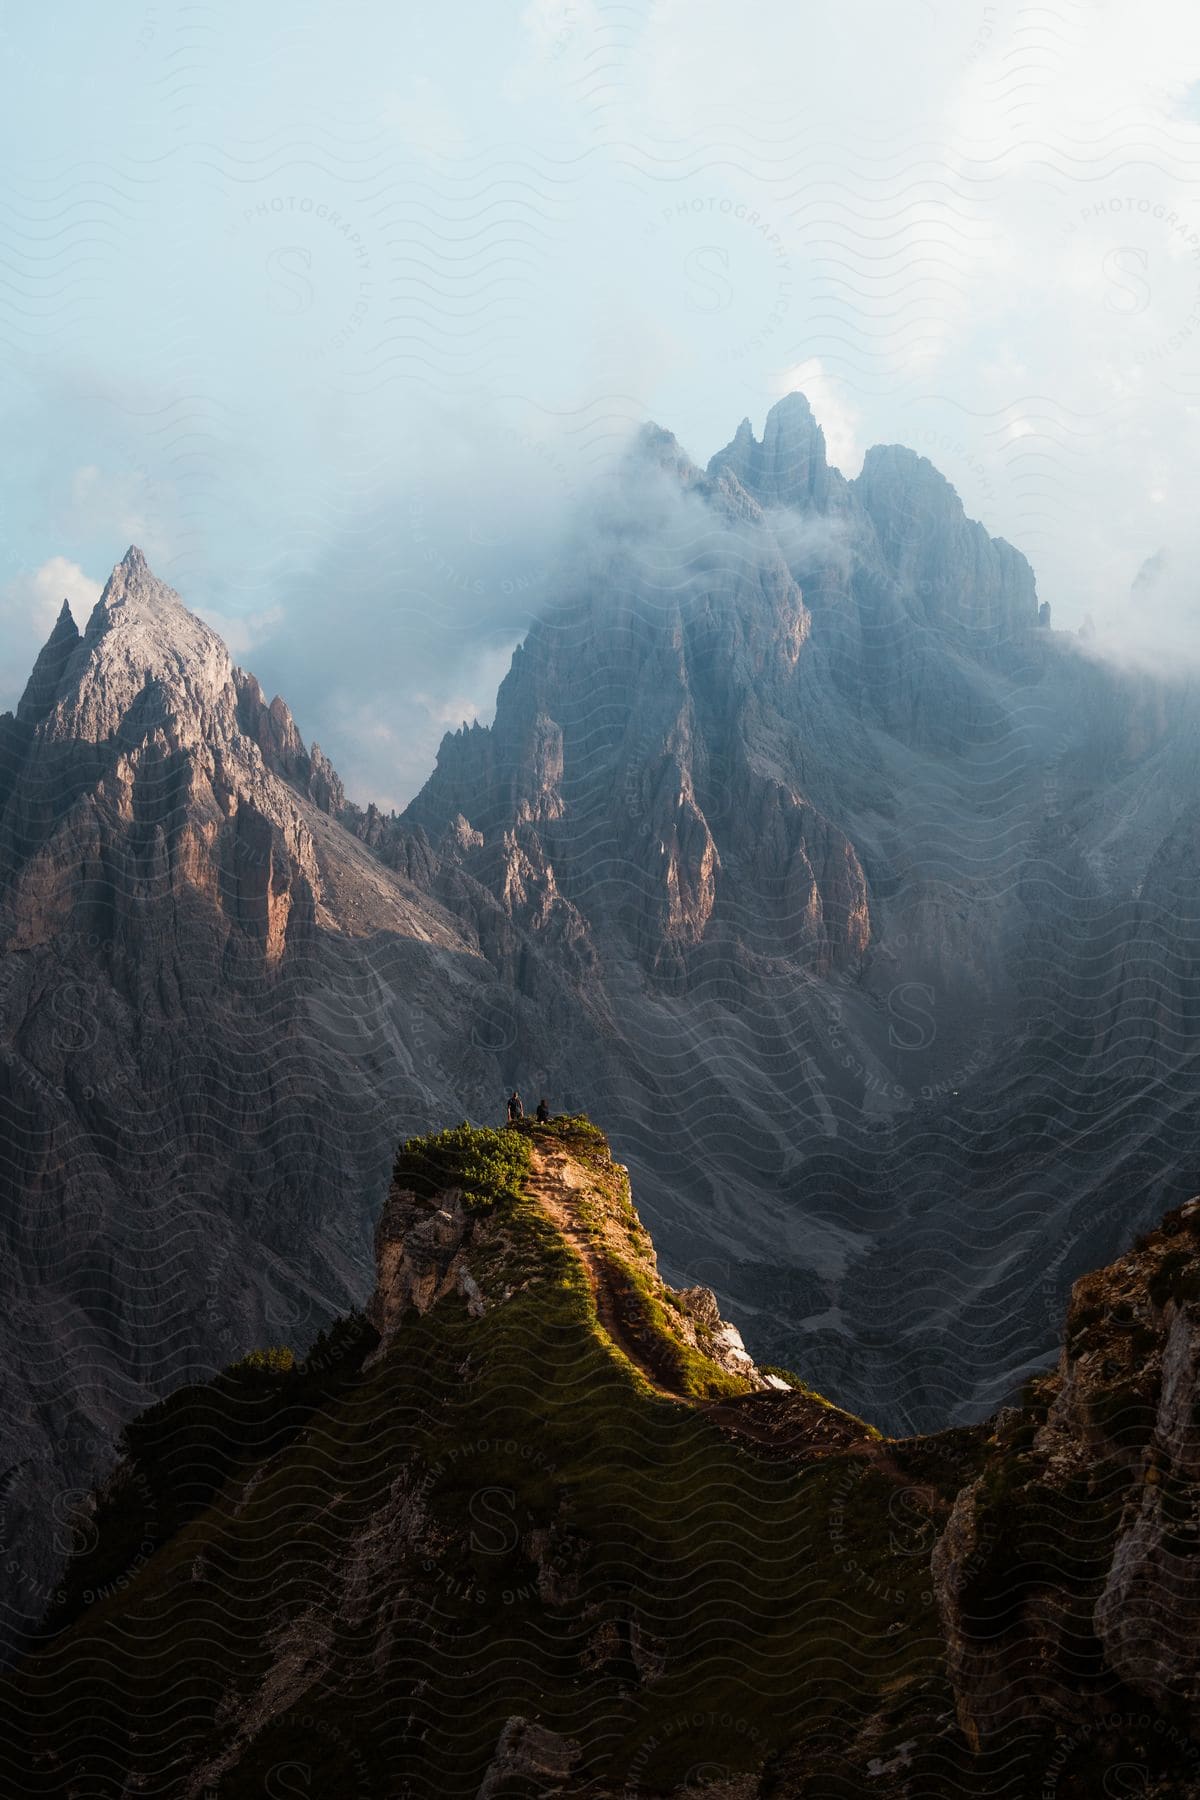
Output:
[
  {"xmin": 507, "ymin": 1090, "xmax": 524, "ymax": 1123},
  {"xmin": 536, "ymin": 1097, "xmax": 550, "ymax": 1123}
]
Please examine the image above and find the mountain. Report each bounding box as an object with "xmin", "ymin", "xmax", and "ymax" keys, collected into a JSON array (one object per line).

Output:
[
  {"xmin": 3, "ymin": 1117, "xmax": 1199, "ymax": 1797},
  {"xmin": 0, "ymin": 548, "xmax": 567, "ymax": 1653},
  {"xmin": 395, "ymin": 395, "xmax": 1200, "ymax": 1431},
  {"xmin": 2, "ymin": 396, "xmax": 1200, "ymax": 1652}
]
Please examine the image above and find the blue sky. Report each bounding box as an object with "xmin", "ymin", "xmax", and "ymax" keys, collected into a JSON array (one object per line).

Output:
[{"xmin": 3, "ymin": 1, "xmax": 1200, "ymax": 804}]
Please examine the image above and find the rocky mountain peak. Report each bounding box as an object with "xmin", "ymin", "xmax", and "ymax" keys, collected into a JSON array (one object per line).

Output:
[
  {"xmin": 625, "ymin": 419, "xmax": 704, "ymax": 490},
  {"xmin": 850, "ymin": 440, "xmax": 1039, "ymax": 640},
  {"xmin": 38, "ymin": 545, "xmax": 233, "ymax": 744},
  {"xmin": 707, "ymin": 389, "xmax": 836, "ymax": 509},
  {"xmin": 50, "ymin": 596, "xmax": 77, "ymax": 635},
  {"xmin": 15, "ymin": 597, "xmax": 81, "ymax": 724},
  {"xmin": 22, "ymin": 1131, "xmax": 1200, "ymax": 1792},
  {"xmin": 854, "ymin": 440, "xmax": 957, "ymax": 511},
  {"xmin": 84, "ymin": 543, "xmax": 178, "ymax": 632}
]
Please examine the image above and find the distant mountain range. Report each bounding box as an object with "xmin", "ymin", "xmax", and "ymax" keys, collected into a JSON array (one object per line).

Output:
[{"xmin": 2, "ymin": 394, "xmax": 1198, "ymax": 1648}]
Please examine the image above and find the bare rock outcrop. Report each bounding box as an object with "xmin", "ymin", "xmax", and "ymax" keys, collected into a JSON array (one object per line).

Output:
[
  {"xmin": 476, "ymin": 1716, "xmax": 582, "ymax": 1798},
  {"xmin": 369, "ymin": 1185, "xmax": 488, "ymax": 1342},
  {"xmin": 933, "ymin": 1197, "xmax": 1200, "ymax": 1751},
  {"xmin": 367, "ymin": 1127, "xmax": 785, "ymax": 1398},
  {"xmin": 0, "ymin": 548, "xmax": 514, "ymax": 1654}
]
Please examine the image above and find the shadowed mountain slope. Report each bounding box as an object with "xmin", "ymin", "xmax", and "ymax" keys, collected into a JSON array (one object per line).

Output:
[{"xmin": 6, "ymin": 1122, "xmax": 1200, "ymax": 1797}]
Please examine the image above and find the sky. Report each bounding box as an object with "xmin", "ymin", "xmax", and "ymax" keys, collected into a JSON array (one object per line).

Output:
[{"xmin": 2, "ymin": 1, "xmax": 1200, "ymax": 805}]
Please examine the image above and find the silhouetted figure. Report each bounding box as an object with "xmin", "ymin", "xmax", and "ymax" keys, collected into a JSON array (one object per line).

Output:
[
  {"xmin": 536, "ymin": 1097, "xmax": 550, "ymax": 1123},
  {"xmin": 507, "ymin": 1090, "xmax": 524, "ymax": 1123}
]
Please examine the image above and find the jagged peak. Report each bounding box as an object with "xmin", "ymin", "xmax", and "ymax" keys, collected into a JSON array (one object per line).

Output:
[
  {"xmin": 707, "ymin": 390, "xmax": 834, "ymax": 508},
  {"xmin": 853, "ymin": 442, "xmax": 1032, "ymax": 562},
  {"xmin": 51, "ymin": 597, "xmax": 78, "ymax": 637},
  {"xmin": 15, "ymin": 594, "xmax": 84, "ymax": 723},
  {"xmin": 626, "ymin": 420, "xmax": 703, "ymax": 485},
  {"xmin": 83, "ymin": 544, "xmax": 191, "ymax": 640},
  {"xmin": 851, "ymin": 443, "xmax": 961, "ymax": 539},
  {"xmin": 12, "ymin": 545, "xmax": 248, "ymax": 747},
  {"xmin": 763, "ymin": 389, "xmax": 820, "ymax": 430},
  {"xmin": 857, "ymin": 441, "xmax": 948, "ymax": 486},
  {"xmin": 636, "ymin": 420, "xmax": 678, "ymax": 452}
]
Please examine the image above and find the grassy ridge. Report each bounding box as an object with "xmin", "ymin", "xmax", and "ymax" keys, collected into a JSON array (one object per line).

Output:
[{"xmin": 0, "ymin": 1119, "xmax": 983, "ymax": 1797}]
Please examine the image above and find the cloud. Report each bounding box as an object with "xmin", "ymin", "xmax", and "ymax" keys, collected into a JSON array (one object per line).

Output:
[
  {"xmin": 68, "ymin": 465, "xmax": 169, "ymax": 563},
  {"xmin": 6, "ymin": 1, "xmax": 1200, "ymax": 796},
  {"xmin": 233, "ymin": 401, "xmax": 591, "ymax": 809},
  {"xmin": 1079, "ymin": 547, "xmax": 1200, "ymax": 682},
  {"xmin": 196, "ymin": 603, "xmax": 285, "ymax": 660},
  {"xmin": 4, "ymin": 551, "xmax": 100, "ymax": 641},
  {"xmin": 414, "ymin": 647, "xmax": 521, "ymax": 734}
]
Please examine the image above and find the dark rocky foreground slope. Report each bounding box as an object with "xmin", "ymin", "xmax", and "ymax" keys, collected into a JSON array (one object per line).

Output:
[
  {"xmin": 2, "ymin": 396, "xmax": 1200, "ymax": 1648},
  {"xmin": 3, "ymin": 1119, "xmax": 1200, "ymax": 1798}
]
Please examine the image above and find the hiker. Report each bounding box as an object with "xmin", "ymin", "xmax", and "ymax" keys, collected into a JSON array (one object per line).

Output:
[
  {"xmin": 507, "ymin": 1090, "xmax": 524, "ymax": 1123},
  {"xmin": 536, "ymin": 1097, "xmax": 550, "ymax": 1123}
]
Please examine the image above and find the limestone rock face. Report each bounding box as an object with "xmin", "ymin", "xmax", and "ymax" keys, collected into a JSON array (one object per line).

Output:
[
  {"xmin": 933, "ymin": 1199, "xmax": 1200, "ymax": 1750},
  {"xmin": 708, "ymin": 392, "xmax": 843, "ymax": 512},
  {"xmin": 369, "ymin": 1187, "xmax": 484, "ymax": 1340},
  {"xmin": 406, "ymin": 432, "xmax": 875, "ymax": 978},
  {"xmin": 0, "ymin": 548, "xmax": 525, "ymax": 1653},
  {"xmin": 13, "ymin": 1130, "xmax": 1200, "ymax": 1792},
  {"xmin": 852, "ymin": 443, "xmax": 1037, "ymax": 646},
  {"xmin": 15, "ymin": 599, "xmax": 81, "ymax": 726},
  {"xmin": 476, "ymin": 1717, "xmax": 581, "ymax": 1799},
  {"xmin": 367, "ymin": 1134, "xmax": 778, "ymax": 1393}
]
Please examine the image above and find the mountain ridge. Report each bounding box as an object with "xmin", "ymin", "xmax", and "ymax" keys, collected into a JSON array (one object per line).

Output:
[
  {"xmin": 5, "ymin": 1117, "xmax": 1200, "ymax": 1795},
  {"xmin": 1, "ymin": 394, "xmax": 1198, "ymax": 1660}
]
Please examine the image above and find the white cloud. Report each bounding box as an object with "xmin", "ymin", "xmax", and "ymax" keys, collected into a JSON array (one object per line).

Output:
[
  {"xmin": 196, "ymin": 604, "xmax": 285, "ymax": 659},
  {"xmin": 1081, "ymin": 544, "xmax": 1200, "ymax": 681},
  {"xmin": 68, "ymin": 464, "xmax": 168, "ymax": 562},
  {"xmin": 379, "ymin": 76, "xmax": 468, "ymax": 156},
  {"xmin": 414, "ymin": 639, "xmax": 518, "ymax": 731}
]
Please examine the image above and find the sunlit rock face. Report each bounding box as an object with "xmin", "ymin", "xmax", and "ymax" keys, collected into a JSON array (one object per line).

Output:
[{"xmin": 0, "ymin": 548, "xmax": 508, "ymax": 1654}]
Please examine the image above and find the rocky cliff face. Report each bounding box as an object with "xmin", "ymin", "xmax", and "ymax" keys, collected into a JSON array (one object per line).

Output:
[
  {"xmin": 369, "ymin": 1123, "xmax": 775, "ymax": 1393},
  {"xmin": 0, "ymin": 549, "xmax": 546, "ymax": 1653},
  {"xmin": 933, "ymin": 1197, "xmax": 1200, "ymax": 1786}
]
